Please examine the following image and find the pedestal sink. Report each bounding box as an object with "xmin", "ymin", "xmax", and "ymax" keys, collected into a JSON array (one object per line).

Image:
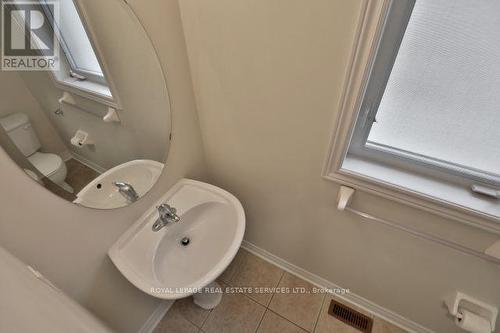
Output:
[
  {"xmin": 74, "ymin": 159, "xmax": 163, "ymax": 209},
  {"xmin": 108, "ymin": 179, "xmax": 245, "ymax": 309}
]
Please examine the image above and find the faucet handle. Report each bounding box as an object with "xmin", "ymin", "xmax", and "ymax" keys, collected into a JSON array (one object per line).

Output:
[
  {"xmin": 113, "ymin": 181, "xmax": 133, "ymax": 191},
  {"xmin": 156, "ymin": 203, "xmax": 180, "ymax": 223},
  {"xmin": 157, "ymin": 203, "xmax": 176, "ymax": 214}
]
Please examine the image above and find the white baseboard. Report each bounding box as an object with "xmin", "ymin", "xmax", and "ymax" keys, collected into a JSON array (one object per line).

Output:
[
  {"xmin": 241, "ymin": 240, "xmax": 434, "ymax": 333},
  {"xmin": 69, "ymin": 152, "xmax": 106, "ymax": 174},
  {"xmin": 137, "ymin": 300, "xmax": 173, "ymax": 333}
]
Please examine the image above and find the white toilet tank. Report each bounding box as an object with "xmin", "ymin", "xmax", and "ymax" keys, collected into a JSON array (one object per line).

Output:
[{"xmin": 0, "ymin": 112, "xmax": 41, "ymax": 157}]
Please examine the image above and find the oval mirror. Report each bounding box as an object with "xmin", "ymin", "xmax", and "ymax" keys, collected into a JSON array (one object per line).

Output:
[{"xmin": 0, "ymin": 0, "xmax": 171, "ymax": 209}]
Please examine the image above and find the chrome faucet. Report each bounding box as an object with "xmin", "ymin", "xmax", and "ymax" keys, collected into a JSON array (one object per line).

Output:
[
  {"xmin": 152, "ymin": 204, "xmax": 180, "ymax": 232},
  {"xmin": 113, "ymin": 182, "xmax": 139, "ymax": 203}
]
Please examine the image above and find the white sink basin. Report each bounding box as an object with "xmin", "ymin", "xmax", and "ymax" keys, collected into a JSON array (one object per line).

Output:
[
  {"xmin": 74, "ymin": 160, "xmax": 163, "ymax": 209},
  {"xmin": 108, "ymin": 179, "xmax": 245, "ymax": 307}
]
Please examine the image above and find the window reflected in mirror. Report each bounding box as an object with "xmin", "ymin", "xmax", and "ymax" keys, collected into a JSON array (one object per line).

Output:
[{"xmin": 0, "ymin": 0, "xmax": 171, "ymax": 209}]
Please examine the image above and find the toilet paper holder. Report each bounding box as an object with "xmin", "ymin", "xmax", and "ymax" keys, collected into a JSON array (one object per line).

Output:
[
  {"xmin": 445, "ymin": 291, "xmax": 497, "ymax": 332},
  {"xmin": 71, "ymin": 130, "xmax": 93, "ymax": 147}
]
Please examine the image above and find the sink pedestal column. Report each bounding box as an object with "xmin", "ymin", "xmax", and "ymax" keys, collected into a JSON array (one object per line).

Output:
[{"xmin": 193, "ymin": 281, "xmax": 223, "ymax": 309}]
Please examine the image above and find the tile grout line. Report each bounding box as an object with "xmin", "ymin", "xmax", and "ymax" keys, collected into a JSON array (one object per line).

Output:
[
  {"xmin": 195, "ymin": 307, "xmax": 212, "ymax": 330},
  {"xmin": 264, "ymin": 270, "xmax": 317, "ymax": 333},
  {"xmin": 197, "ymin": 298, "xmax": 215, "ymax": 332},
  {"xmin": 266, "ymin": 270, "xmax": 285, "ymax": 310},
  {"xmin": 310, "ymin": 294, "xmax": 326, "ymax": 332},
  {"xmin": 180, "ymin": 250, "xmax": 325, "ymax": 333},
  {"xmin": 219, "ymin": 266, "xmax": 269, "ymax": 333},
  {"xmin": 242, "ymin": 241, "xmax": 425, "ymax": 333},
  {"xmin": 254, "ymin": 308, "xmax": 267, "ymax": 333},
  {"xmin": 199, "ymin": 310, "xmax": 211, "ymax": 329},
  {"xmin": 198, "ymin": 279, "xmax": 234, "ymax": 331},
  {"xmin": 223, "ymin": 277, "xmax": 268, "ymax": 333},
  {"xmin": 312, "ymin": 294, "xmax": 328, "ymax": 333},
  {"xmin": 241, "ymin": 268, "xmax": 285, "ymax": 333},
  {"xmin": 158, "ymin": 301, "xmax": 229, "ymax": 333},
  {"xmin": 174, "ymin": 298, "xmax": 214, "ymax": 330},
  {"xmin": 267, "ymin": 308, "xmax": 311, "ymax": 332}
]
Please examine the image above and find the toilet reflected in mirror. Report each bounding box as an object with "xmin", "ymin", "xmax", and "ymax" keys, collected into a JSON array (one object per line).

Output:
[
  {"xmin": 0, "ymin": 113, "xmax": 73, "ymax": 193},
  {"xmin": 0, "ymin": 0, "xmax": 171, "ymax": 209}
]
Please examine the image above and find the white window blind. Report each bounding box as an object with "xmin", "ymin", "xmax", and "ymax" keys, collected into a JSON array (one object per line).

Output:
[
  {"xmin": 57, "ymin": 0, "xmax": 102, "ymax": 75},
  {"xmin": 367, "ymin": 0, "xmax": 500, "ymax": 178}
]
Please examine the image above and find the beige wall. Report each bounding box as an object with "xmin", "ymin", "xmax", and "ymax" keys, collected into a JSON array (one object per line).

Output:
[
  {"xmin": 178, "ymin": 1, "xmax": 500, "ymax": 332},
  {"xmin": 0, "ymin": 0, "xmax": 206, "ymax": 332},
  {"xmin": 1, "ymin": 1, "xmax": 499, "ymax": 332}
]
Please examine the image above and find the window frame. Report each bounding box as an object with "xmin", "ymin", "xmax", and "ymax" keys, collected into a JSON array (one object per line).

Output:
[
  {"xmin": 349, "ymin": 0, "xmax": 500, "ymax": 189},
  {"xmin": 323, "ymin": 0, "xmax": 500, "ymax": 233},
  {"xmin": 40, "ymin": 0, "xmax": 107, "ymax": 86},
  {"xmin": 35, "ymin": 0, "xmax": 120, "ymax": 108}
]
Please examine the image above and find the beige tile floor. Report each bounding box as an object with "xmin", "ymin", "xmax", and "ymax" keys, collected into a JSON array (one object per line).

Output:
[
  {"xmin": 65, "ymin": 159, "xmax": 100, "ymax": 194},
  {"xmin": 154, "ymin": 248, "xmax": 409, "ymax": 333}
]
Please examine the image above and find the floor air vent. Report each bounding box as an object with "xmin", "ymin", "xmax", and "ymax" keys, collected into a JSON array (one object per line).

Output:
[{"xmin": 328, "ymin": 299, "xmax": 373, "ymax": 333}]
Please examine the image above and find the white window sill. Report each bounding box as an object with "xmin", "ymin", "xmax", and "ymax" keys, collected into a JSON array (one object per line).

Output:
[
  {"xmin": 325, "ymin": 155, "xmax": 500, "ymax": 233},
  {"xmin": 54, "ymin": 76, "xmax": 117, "ymax": 108}
]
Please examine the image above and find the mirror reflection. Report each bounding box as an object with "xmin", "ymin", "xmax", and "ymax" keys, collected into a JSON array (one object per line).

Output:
[{"xmin": 0, "ymin": 0, "xmax": 171, "ymax": 209}]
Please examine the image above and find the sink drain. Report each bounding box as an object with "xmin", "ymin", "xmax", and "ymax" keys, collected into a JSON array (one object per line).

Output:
[{"xmin": 180, "ymin": 237, "xmax": 190, "ymax": 246}]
